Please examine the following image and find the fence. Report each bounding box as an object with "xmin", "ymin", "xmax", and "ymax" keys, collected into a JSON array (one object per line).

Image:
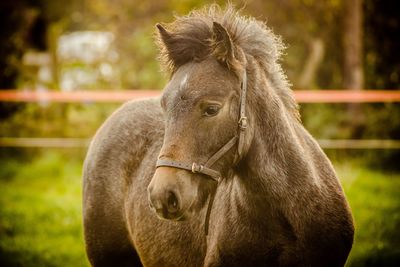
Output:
[
  {"xmin": 1, "ymin": 89, "xmax": 400, "ymax": 149},
  {"xmin": 1, "ymin": 89, "xmax": 400, "ymax": 103}
]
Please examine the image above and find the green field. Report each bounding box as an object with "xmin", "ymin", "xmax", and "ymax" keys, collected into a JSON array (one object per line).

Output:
[{"xmin": 0, "ymin": 152, "xmax": 399, "ymax": 266}]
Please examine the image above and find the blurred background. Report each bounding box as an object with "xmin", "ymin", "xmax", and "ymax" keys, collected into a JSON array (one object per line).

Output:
[{"xmin": 0, "ymin": 0, "xmax": 399, "ymax": 266}]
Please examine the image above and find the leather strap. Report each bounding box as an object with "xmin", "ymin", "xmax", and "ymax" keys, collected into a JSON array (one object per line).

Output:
[
  {"xmin": 156, "ymin": 159, "xmax": 221, "ymax": 182},
  {"xmin": 204, "ymin": 184, "xmax": 217, "ymax": 236},
  {"xmin": 237, "ymin": 70, "xmax": 248, "ymax": 156},
  {"xmin": 204, "ymin": 136, "xmax": 238, "ymax": 167}
]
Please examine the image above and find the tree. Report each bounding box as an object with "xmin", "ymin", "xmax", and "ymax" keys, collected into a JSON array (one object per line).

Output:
[{"xmin": 343, "ymin": 0, "xmax": 364, "ymax": 90}]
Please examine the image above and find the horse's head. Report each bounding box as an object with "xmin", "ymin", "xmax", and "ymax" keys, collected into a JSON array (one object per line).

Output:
[{"xmin": 148, "ymin": 21, "xmax": 251, "ymax": 221}]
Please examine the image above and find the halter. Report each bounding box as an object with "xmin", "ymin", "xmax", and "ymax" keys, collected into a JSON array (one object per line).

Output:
[{"xmin": 156, "ymin": 70, "xmax": 248, "ymax": 236}]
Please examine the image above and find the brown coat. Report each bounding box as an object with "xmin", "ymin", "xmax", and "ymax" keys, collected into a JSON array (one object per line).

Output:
[{"xmin": 83, "ymin": 4, "xmax": 354, "ymax": 267}]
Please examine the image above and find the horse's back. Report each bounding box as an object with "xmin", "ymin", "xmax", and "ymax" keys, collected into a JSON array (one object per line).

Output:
[{"xmin": 82, "ymin": 98, "xmax": 164, "ymax": 266}]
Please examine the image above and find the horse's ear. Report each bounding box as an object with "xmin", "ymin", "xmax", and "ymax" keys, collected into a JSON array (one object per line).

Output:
[
  {"xmin": 156, "ymin": 23, "xmax": 206, "ymax": 72},
  {"xmin": 211, "ymin": 22, "xmax": 236, "ymax": 69},
  {"xmin": 156, "ymin": 23, "xmax": 180, "ymax": 71},
  {"xmin": 156, "ymin": 23, "xmax": 171, "ymax": 43},
  {"xmin": 156, "ymin": 23, "xmax": 176, "ymax": 55}
]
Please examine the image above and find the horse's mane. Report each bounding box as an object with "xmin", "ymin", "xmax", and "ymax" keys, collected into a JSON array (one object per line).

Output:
[{"xmin": 156, "ymin": 4, "xmax": 299, "ymax": 119}]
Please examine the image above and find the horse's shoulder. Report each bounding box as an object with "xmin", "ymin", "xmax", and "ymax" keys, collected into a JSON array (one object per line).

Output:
[
  {"xmin": 83, "ymin": 97, "xmax": 164, "ymax": 178},
  {"xmin": 108, "ymin": 97, "xmax": 163, "ymax": 131}
]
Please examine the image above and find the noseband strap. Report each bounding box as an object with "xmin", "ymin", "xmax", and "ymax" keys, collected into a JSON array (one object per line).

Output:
[
  {"xmin": 155, "ymin": 70, "xmax": 248, "ymax": 236},
  {"xmin": 156, "ymin": 159, "xmax": 221, "ymax": 182}
]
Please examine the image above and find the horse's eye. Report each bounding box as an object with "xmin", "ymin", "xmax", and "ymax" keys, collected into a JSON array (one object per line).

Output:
[{"xmin": 203, "ymin": 105, "xmax": 220, "ymax": 117}]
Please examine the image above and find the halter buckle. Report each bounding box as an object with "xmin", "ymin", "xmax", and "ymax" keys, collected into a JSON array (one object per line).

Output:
[
  {"xmin": 191, "ymin": 163, "xmax": 203, "ymax": 173},
  {"xmin": 238, "ymin": 116, "xmax": 248, "ymax": 130}
]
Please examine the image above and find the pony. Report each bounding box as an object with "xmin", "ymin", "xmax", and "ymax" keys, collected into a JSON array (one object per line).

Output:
[{"xmin": 83, "ymin": 4, "xmax": 354, "ymax": 267}]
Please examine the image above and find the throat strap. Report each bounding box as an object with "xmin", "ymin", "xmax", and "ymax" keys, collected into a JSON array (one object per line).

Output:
[{"xmin": 237, "ymin": 70, "xmax": 248, "ymax": 156}]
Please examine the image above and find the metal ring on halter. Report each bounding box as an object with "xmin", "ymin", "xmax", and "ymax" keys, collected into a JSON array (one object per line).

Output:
[
  {"xmin": 191, "ymin": 163, "xmax": 204, "ymax": 173},
  {"xmin": 238, "ymin": 116, "xmax": 248, "ymax": 130}
]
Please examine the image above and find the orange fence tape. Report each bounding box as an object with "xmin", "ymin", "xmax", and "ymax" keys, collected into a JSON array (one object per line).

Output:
[{"xmin": 0, "ymin": 90, "xmax": 399, "ymax": 103}]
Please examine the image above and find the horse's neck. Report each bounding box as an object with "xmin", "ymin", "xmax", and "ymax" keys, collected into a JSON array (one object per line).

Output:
[{"xmin": 238, "ymin": 93, "xmax": 323, "ymax": 204}]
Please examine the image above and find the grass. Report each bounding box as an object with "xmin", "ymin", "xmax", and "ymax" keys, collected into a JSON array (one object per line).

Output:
[
  {"xmin": 0, "ymin": 152, "xmax": 89, "ymax": 267},
  {"xmin": 337, "ymin": 162, "xmax": 400, "ymax": 266},
  {"xmin": 0, "ymin": 151, "xmax": 399, "ymax": 266}
]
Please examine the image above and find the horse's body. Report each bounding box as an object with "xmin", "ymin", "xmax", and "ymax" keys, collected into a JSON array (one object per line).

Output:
[{"xmin": 83, "ymin": 5, "xmax": 354, "ymax": 267}]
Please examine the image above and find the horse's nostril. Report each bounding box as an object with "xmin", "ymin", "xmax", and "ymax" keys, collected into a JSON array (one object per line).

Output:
[{"xmin": 166, "ymin": 191, "xmax": 179, "ymax": 213}]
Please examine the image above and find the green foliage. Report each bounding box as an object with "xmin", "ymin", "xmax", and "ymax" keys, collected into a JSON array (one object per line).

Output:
[
  {"xmin": 118, "ymin": 26, "xmax": 167, "ymax": 89},
  {"xmin": 300, "ymin": 103, "xmax": 400, "ymax": 170},
  {"xmin": 301, "ymin": 103, "xmax": 353, "ymax": 139},
  {"xmin": 0, "ymin": 152, "xmax": 399, "ymax": 266}
]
